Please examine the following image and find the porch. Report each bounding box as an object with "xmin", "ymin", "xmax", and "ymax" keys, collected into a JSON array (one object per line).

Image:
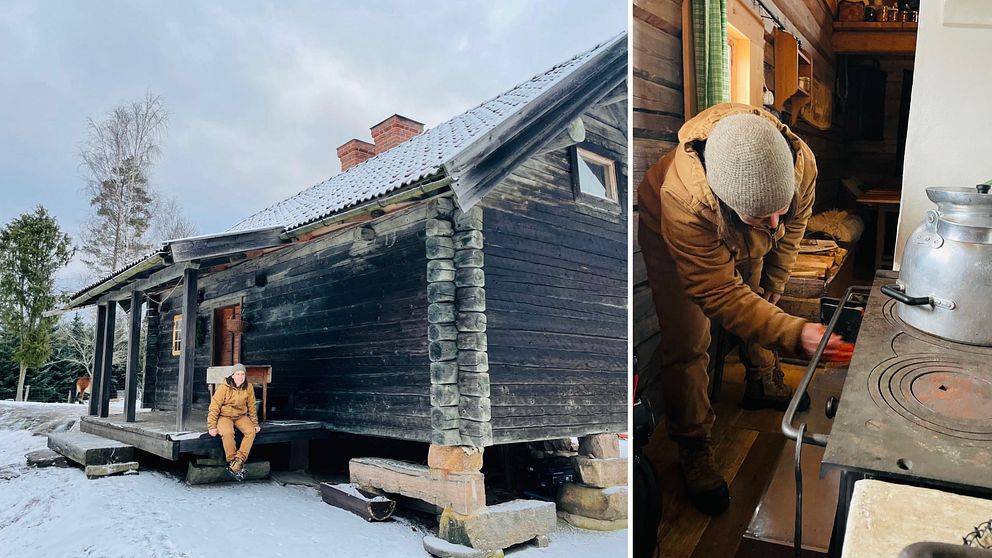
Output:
[{"xmin": 79, "ymin": 409, "xmax": 326, "ymax": 461}]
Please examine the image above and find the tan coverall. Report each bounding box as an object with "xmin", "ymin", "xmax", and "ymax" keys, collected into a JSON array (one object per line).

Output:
[
  {"xmin": 207, "ymin": 382, "xmax": 259, "ymax": 462},
  {"xmin": 636, "ymin": 103, "xmax": 816, "ymax": 439}
]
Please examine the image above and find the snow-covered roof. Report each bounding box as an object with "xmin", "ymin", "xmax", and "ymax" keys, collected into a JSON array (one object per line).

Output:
[
  {"xmin": 66, "ymin": 32, "xmax": 627, "ymax": 308},
  {"xmin": 228, "ymin": 32, "xmax": 625, "ymax": 233}
]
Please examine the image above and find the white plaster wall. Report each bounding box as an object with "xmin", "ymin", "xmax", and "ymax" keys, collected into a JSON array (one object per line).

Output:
[{"xmin": 894, "ymin": 0, "xmax": 992, "ymax": 268}]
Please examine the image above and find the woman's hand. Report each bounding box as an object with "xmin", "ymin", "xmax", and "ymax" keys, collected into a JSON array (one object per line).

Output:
[
  {"xmin": 255, "ymin": 426, "xmax": 261, "ymax": 433},
  {"xmin": 208, "ymin": 428, "xmax": 218, "ymax": 437},
  {"xmin": 763, "ymin": 291, "xmax": 782, "ymax": 305},
  {"xmin": 801, "ymin": 323, "xmax": 855, "ymax": 363}
]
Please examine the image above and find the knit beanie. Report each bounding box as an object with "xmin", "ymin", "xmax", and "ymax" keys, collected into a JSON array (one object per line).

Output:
[{"xmin": 704, "ymin": 113, "xmax": 795, "ymax": 218}]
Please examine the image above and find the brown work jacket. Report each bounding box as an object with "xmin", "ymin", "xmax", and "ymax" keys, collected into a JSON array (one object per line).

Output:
[
  {"xmin": 207, "ymin": 382, "xmax": 259, "ymax": 429},
  {"xmin": 637, "ymin": 103, "xmax": 817, "ymax": 355}
]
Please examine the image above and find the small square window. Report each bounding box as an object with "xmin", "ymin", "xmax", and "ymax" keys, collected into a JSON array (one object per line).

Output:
[
  {"xmin": 573, "ymin": 146, "xmax": 619, "ymax": 203},
  {"xmin": 172, "ymin": 315, "xmax": 182, "ymax": 356}
]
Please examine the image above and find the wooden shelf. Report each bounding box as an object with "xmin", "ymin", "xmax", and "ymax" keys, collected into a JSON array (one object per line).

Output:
[
  {"xmin": 834, "ymin": 21, "xmax": 918, "ymax": 31},
  {"xmin": 833, "ymin": 21, "xmax": 917, "ymax": 55},
  {"xmin": 773, "ymin": 28, "xmax": 812, "ymax": 120}
]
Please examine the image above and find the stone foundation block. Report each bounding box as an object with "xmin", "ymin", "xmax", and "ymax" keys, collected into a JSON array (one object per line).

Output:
[
  {"xmin": 423, "ymin": 535, "xmax": 498, "ymax": 558},
  {"xmin": 557, "ymin": 483, "xmax": 627, "ymax": 521},
  {"xmin": 85, "ymin": 461, "xmax": 139, "ymax": 479},
  {"xmin": 573, "ymin": 456, "xmax": 628, "ymax": 488},
  {"xmin": 578, "ymin": 434, "xmax": 619, "ymax": 459},
  {"xmin": 557, "ymin": 510, "xmax": 628, "ymax": 531},
  {"xmin": 186, "ymin": 460, "xmax": 270, "ymax": 484},
  {"xmin": 25, "ymin": 448, "xmax": 68, "ymax": 468},
  {"xmin": 439, "ymin": 500, "xmax": 556, "ymax": 552},
  {"xmin": 428, "ymin": 445, "xmax": 484, "ymax": 472}
]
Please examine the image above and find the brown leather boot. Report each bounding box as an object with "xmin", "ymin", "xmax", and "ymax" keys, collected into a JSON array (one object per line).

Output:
[
  {"xmin": 676, "ymin": 437, "xmax": 729, "ymax": 515},
  {"xmin": 228, "ymin": 456, "xmax": 245, "ymax": 475},
  {"xmin": 741, "ymin": 364, "xmax": 810, "ymax": 412}
]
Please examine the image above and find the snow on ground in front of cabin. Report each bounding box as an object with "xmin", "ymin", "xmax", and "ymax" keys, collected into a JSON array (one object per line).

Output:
[{"xmin": 0, "ymin": 401, "xmax": 627, "ymax": 558}]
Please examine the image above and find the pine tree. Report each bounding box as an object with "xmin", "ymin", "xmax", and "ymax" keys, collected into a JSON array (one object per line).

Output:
[
  {"xmin": 0, "ymin": 207, "xmax": 74, "ymax": 401},
  {"xmin": 79, "ymin": 93, "xmax": 167, "ymax": 275},
  {"xmin": 81, "ymin": 158, "xmax": 155, "ymax": 272}
]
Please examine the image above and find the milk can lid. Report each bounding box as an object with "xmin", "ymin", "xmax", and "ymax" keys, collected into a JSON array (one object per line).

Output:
[{"xmin": 926, "ymin": 186, "xmax": 992, "ymax": 206}]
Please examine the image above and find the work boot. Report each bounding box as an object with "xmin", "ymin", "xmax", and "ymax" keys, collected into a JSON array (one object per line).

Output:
[
  {"xmin": 228, "ymin": 457, "xmax": 245, "ymax": 481},
  {"xmin": 676, "ymin": 437, "xmax": 729, "ymax": 516},
  {"xmin": 740, "ymin": 364, "xmax": 810, "ymax": 412}
]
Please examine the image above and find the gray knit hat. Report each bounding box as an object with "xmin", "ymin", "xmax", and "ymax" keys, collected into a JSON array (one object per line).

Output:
[{"xmin": 704, "ymin": 113, "xmax": 795, "ymax": 217}]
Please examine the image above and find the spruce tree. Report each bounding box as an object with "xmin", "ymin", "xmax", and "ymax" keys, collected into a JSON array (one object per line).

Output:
[{"xmin": 0, "ymin": 207, "xmax": 73, "ymax": 401}]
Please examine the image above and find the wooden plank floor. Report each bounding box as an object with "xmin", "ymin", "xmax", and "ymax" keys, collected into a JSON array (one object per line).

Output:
[{"xmin": 644, "ymin": 356, "xmax": 843, "ymax": 558}]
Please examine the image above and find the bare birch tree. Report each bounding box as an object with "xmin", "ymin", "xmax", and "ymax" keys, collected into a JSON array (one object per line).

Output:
[
  {"xmin": 152, "ymin": 195, "xmax": 199, "ymax": 243},
  {"xmin": 79, "ymin": 93, "xmax": 168, "ymax": 275}
]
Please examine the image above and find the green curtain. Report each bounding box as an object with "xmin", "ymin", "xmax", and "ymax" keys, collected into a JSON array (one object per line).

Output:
[{"xmin": 692, "ymin": 0, "xmax": 730, "ymax": 112}]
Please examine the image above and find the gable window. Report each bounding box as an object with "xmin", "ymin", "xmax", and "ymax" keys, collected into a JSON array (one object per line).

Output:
[
  {"xmin": 572, "ymin": 146, "xmax": 619, "ymax": 204},
  {"xmin": 172, "ymin": 314, "xmax": 182, "ymax": 356}
]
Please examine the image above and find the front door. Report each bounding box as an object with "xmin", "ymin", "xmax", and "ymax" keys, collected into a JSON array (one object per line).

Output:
[{"xmin": 212, "ymin": 304, "xmax": 243, "ymax": 366}]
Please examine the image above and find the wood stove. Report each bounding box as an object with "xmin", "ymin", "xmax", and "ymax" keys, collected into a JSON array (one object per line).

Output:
[{"xmin": 785, "ymin": 271, "xmax": 992, "ymax": 556}]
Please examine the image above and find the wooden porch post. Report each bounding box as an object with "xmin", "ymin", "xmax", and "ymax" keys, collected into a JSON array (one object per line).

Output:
[
  {"xmin": 88, "ymin": 304, "xmax": 107, "ymax": 416},
  {"xmin": 176, "ymin": 268, "xmax": 198, "ymax": 432},
  {"xmin": 124, "ymin": 290, "xmax": 143, "ymax": 423},
  {"xmin": 98, "ymin": 302, "xmax": 116, "ymax": 418}
]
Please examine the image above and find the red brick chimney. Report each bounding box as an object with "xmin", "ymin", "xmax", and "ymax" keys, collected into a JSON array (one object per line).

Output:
[
  {"xmin": 370, "ymin": 114, "xmax": 424, "ymax": 155},
  {"xmin": 336, "ymin": 139, "xmax": 376, "ymax": 172}
]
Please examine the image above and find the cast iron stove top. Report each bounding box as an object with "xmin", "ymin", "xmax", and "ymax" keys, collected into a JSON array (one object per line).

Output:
[{"xmin": 822, "ymin": 271, "xmax": 992, "ymax": 493}]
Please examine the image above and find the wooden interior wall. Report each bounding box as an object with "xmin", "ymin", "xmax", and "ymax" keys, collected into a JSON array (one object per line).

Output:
[
  {"xmin": 762, "ymin": 0, "xmax": 845, "ymax": 211},
  {"xmin": 479, "ymin": 98, "xmax": 628, "ymax": 444},
  {"xmin": 633, "ymin": 0, "xmax": 684, "ymax": 376},
  {"xmin": 148, "ymin": 205, "xmax": 432, "ymax": 442},
  {"xmin": 840, "ymin": 57, "xmax": 915, "ymax": 189}
]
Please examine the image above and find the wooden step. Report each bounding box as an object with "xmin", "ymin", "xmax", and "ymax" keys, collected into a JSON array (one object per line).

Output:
[{"xmin": 47, "ymin": 431, "xmax": 134, "ymax": 466}]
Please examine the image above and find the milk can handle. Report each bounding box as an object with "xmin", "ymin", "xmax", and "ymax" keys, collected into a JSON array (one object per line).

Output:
[{"xmin": 881, "ymin": 283, "xmax": 931, "ymax": 306}]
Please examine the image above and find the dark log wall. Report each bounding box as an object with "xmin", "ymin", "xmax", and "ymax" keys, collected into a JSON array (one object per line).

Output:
[
  {"xmin": 479, "ymin": 96, "xmax": 628, "ymax": 444},
  {"xmin": 141, "ymin": 310, "xmax": 160, "ymax": 408},
  {"xmin": 146, "ymin": 205, "xmax": 432, "ymax": 441},
  {"xmin": 632, "ymin": 0, "xmax": 683, "ymax": 377}
]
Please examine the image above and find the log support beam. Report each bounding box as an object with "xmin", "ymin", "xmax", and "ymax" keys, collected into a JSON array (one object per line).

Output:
[
  {"xmin": 176, "ymin": 267, "xmax": 199, "ymax": 432},
  {"xmin": 123, "ymin": 290, "xmax": 143, "ymax": 423},
  {"xmin": 97, "ymin": 303, "xmax": 116, "ymax": 418},
  {"xmin": 88, "ymin": 304, "xmax": 107, "ymax": 416}
]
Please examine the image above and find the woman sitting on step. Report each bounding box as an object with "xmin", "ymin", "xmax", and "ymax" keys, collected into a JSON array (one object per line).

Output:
[{"xmin": 207, "ymin": 364, "xmax": 261, "ymax": 480}]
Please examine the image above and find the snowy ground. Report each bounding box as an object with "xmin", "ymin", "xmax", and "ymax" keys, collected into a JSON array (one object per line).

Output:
[{"xmin": 0, "ymin": 401, "xmax": 627, "ymax": 558}]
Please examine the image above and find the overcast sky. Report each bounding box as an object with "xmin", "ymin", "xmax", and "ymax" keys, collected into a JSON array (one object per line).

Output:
[{"xmin": 0, "ymin": 0, "xmax": 626, "ymax": 290}]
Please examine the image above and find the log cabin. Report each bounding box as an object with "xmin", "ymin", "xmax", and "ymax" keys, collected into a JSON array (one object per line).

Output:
[
  {"xmin": 64, "ymin": 33, "xmax": 628, "ymax": 488},
  {"xmin": 631, "ymin": 1, "xmax": 992, "ymax": 557}
]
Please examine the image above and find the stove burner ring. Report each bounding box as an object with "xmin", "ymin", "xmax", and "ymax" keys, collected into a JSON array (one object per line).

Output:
[
  {"xmin": 868, "ymin": 354, "xmax": 992, "ymax": 440},
  {"xmin": 881, "ymin": 299, "xmax": 992, "ymax": 356}
]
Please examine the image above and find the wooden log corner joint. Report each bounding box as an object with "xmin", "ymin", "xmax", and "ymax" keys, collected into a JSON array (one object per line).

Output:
[{"xmin": 426, "ymin": 197, "xmax": 492, "ymax": 449}]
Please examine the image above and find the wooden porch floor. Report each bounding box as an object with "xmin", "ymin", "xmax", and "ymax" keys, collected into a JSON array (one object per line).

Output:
[
  {"xmin": 645, "ymin": 356, "xmax": 846, "ymax": 558},
  {"xmin": 80, "ymin": 409, "xmax": 326, "ymax": 461}
]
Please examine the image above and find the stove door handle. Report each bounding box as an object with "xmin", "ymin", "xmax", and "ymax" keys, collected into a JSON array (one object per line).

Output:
[{"xmin": 881, "ymin": 283, "xmax": 931, "ymax": 306}]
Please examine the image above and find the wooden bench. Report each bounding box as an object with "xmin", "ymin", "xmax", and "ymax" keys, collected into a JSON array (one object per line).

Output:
[{"xmin": 206, "ymin": 365, "xmax": 273, "ymax": 423}]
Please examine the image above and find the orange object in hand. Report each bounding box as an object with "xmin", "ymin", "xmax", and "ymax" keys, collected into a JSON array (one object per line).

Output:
[{"xmin": 801, "ymin": 323, "xmax": 855, "ymax": 363}]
